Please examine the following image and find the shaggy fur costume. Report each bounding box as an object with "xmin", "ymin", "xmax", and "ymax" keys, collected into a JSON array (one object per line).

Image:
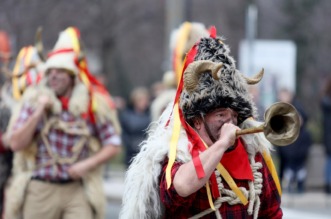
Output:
[
  {"xmin": 4, "ymin": 79, "xmax": 121, "ymax": 219},
  {"xmin": 180, "ymin": 37, "xmax": 257, "ymax": 125}
]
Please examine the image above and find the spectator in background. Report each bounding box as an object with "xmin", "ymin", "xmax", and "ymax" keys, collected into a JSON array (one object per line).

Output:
[
  {"xmin": 113, "ymin": 96, "xmax": 127, "ymax": 111},
  {"xmin": 321, "ymin": 77, "xmax": 331, "ymax": 194},
  {"xmin": 150, "ymin": 81, "xmax": 166, "ymax": 101},
  {"xmin": 277, "ymin": 88, "xmax": 312, "ymax": 193},
  {"xmin": 0, "ymin": 103, "xmax": 11, "ymax": 216},
  {"xmin": 120, "ymin": 87, "xmax": 151, "ymax": 168}
]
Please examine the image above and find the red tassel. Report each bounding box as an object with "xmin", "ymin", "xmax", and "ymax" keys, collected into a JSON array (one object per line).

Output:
[{"xmin": 208, "ymin": 26, "xmax": 217, "ymax": 38}]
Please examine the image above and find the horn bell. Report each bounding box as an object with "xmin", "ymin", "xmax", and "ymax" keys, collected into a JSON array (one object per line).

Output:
[
  {"xmin": 236, "ymin": 102, "xmax": 300, "ymax": 146},
  {"xmin": 263, "ymin": 102, "xmax": 300, "ymax": 146}
]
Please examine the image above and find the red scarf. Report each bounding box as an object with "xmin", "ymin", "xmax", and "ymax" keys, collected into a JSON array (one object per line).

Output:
[
  {"xmin": 220, "ymin": 138, "xmax": 254, "ymax": 181},
  {"xmin": 59, "ymin": 96, "xmax": 69, "ymax": 110}
]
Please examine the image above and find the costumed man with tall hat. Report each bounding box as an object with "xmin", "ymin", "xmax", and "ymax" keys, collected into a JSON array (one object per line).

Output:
[
  {"xmin": 120, "ymin": 27, "xmax": 296, "ymax": 218},
  {"xmin": 150, "ymin": 22, "xmax": 209, "ymax": 121},
  {"xmin": 4, "ymin": 27, "xmax": 122, "ymax": 219}
]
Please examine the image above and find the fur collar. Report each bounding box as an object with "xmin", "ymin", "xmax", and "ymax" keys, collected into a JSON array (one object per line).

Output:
[{"xmin": 21, "ymin": 78, "xmax": 89, "ymax": 117}]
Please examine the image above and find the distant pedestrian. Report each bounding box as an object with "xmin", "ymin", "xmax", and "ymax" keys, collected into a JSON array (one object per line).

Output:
[
  {"xmin": 120, "ymin": 87, "xmax": 151, "ymax": 168},
  {"xmin": 321, "ymin": 77, "xmax": 331, "ymax": 194},
  {"xmin": 277, "ymin": 88, "xmax": 312, "ymax": 193}
]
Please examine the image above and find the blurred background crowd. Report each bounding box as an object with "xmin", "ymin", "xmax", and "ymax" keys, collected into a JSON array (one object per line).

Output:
[{"xmin": 1, "ymin": 0, "xmax": 331, "ymax": 218}]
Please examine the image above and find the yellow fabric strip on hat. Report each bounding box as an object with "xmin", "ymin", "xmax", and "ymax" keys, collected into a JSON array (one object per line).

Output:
[
  {"xmin": 12, "ymin": 48, "xmax": 24, "ymax": 99},
  {"xmin": 262, "ymin": 150, "xmax": 282, "ymax": 196},
  {"xmin": 166, "ymin": 103, "xmax": 181, "ymax": 189},
  {"xmin": 91, "ymin": 93, "xmax": 97, "ymax": 112},
  {"xmin": 20, "ymin": 46, "xmax": 33, "ymax": 94},
  {"xmin": 174, "ymin": 22, "xmax": 192, "ymax": 85},
  {"xmin": 67, "ymin": 27, "xmax": 80, "ymax": 53}
]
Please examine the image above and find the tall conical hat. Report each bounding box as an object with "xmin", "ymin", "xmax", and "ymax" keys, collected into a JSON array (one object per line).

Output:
[
  {"xmin": 44, "ymin": 28, "xmax": 80, "ymax": 75},
  {"xmin": 170, "ymin": 22, "xmax": 209, "ymax": 85},
  {"xmin": 44, "ymin": 27, "xmax": 120, "ymax": 133}
]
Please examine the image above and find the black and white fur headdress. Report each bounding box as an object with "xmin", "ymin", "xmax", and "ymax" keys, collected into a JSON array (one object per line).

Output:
[{"xmin": 179, "ymin": 36, "xmax": 264, "ymax": 125}]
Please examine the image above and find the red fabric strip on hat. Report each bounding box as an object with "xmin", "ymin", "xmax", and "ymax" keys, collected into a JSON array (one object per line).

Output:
[
  {"xmin": 47, "ymin": 48, "xmax": 74, "ymax": 58},
  {"xmin": 208, "ymin": 26, "xmax": 217, "ymax": 38},
  {"xmin": 220, "ymin": 138, "xmax": 254, "ymax": 181}
]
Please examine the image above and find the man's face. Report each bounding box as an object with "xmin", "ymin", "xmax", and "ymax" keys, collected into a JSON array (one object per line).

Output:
[
  {"xmin": 46, "ymin": 68, "xmax": 74, "ymax": 97},
  {"xmin": 202, "ymin": 108, "xmax": 238, "ymax": 142}
]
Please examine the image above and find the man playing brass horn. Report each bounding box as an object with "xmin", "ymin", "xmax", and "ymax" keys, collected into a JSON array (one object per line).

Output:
[{"xmin": 120, "ymin": 27, "xmax": 283, "ymax": 219}]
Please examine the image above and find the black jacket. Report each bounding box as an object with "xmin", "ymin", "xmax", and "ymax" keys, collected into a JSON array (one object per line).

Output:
[
  {"xmin": 321, "ymin": 96, "xmax": 331, "ymax": 155},
  {"xmin": 119, "ymin": 107, "xmax": 151, "ymax": 166}
]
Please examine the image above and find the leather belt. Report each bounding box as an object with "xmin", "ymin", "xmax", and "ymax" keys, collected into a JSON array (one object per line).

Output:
[{"xmin": 31, "ymin": 176, "xmax": 75, "ymax": 184}]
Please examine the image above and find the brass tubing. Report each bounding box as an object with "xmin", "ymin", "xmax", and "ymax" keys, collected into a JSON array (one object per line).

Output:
[{"xmin": 236, "ymin": 124, "xmax": 264, "ymax": 136}]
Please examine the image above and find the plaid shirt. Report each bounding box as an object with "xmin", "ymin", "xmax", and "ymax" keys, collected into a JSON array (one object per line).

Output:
[
  {"xmin": 13, "ymin": 103, "xmax": 121, "ymax": 181},
  {"xmin": 160, "ymin": 153, "xmax": 283, "ymax": 219}
]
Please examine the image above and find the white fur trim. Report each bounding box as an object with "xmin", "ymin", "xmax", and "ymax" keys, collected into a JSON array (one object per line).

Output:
[
  {"xmin": 120, "ymin": 104, "xmax": 191, "ymax": 219},
  {"xmin": 44, "ymin": 52, "xmax": 78, "ymax": 75}
]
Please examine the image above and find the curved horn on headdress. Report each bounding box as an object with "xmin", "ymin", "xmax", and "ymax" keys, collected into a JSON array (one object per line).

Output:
[
  {"xmin": 35, "ymin": 27, "xmax": 45, "ymax": 62},
  {"xmin": 183, "ymin": 60, "xmax": 223, "ymax": 92},
  {"xmin": 243, "ymin": 68, "xmax": 264, "ymax": 85}
]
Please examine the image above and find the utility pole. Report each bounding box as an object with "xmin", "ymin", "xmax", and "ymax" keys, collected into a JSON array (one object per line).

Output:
[
  {"xmin": 245, "ymin": 1, "xmax": 257, "ymax": 77},
  {"xmin": 164, "ymin": 0, "xmax": 186, "ymax": 71}
]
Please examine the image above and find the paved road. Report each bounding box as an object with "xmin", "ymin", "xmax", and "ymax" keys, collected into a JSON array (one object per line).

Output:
[
  {"xmin": 104, "ymin": 178, "xmax": 331, "ymax": 219},
  {"xmin": 282, "ymin": 207, "xmax": 331, "ymax": 219},
  {"xmin": 106, "ymin": 203, "xmax": 331, "ymax": 219},
  {"xmin": 106, "ymin": 201, "xmax": 121, "ymax": 219}
]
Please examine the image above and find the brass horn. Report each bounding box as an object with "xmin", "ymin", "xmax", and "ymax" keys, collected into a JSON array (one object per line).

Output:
[{"xmin": 236, "ymin": 102, "xmax": 300, "ymax": 146}]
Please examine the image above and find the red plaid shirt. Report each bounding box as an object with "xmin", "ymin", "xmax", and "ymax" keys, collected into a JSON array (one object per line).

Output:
[
  {"xmin": 13, "ymin": 103, "xmax": 121, "ymax": 181},
  {"xmin": 160, "ymin": 153, "xmax": 282, "ymax": 219}
]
